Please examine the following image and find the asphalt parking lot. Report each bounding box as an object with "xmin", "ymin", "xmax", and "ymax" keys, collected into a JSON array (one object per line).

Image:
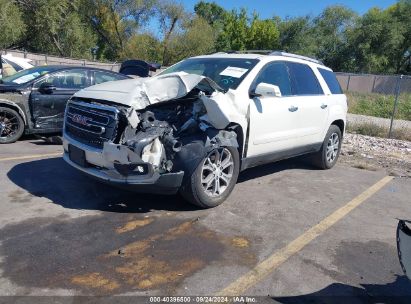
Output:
[{"xmin": 0, "ymin": 137, "xmax": 410, "ymax": 302}]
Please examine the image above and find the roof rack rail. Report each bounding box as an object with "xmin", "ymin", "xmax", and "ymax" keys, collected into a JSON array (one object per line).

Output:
[
  {"xmin": 269, "ymin": 51, "xmax": 324, "ymax": 65},
  {"xmin": 222, "ymin": 50, "xmax": 274, "ymax": 55}
]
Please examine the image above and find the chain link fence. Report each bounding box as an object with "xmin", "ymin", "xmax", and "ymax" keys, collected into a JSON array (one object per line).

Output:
[
  {"xmin": 336, "ymin": 72, "xmax": 411, "ymax": 141},
  {"xmin": 1, "ymin": 49, "xmax": 121, "ymax": 72}
]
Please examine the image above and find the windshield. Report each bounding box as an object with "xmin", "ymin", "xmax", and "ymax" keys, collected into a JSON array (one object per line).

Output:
[
  {"xmin": 159, "ymin": 58, "xmax": 259, "ymax": 90},
  {"xmin": 1, "ymin": 66, "xmax": 57, "ymax": 85}
]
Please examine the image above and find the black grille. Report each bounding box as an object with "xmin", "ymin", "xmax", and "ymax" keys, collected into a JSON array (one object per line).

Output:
[{"xmin": 65, "ymin": 101, "xmax": 118, "ymax": 149}]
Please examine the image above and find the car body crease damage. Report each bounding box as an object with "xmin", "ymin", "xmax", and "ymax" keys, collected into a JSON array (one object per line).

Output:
[{"xmin": 78, "ymin": 73, "xmax": 242, "ymax": 179}]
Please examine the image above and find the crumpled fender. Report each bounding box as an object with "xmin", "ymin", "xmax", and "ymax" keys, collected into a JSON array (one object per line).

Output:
[{"xmin": 173, "ymin": 129, "xmax": 238, "ymax": 177}]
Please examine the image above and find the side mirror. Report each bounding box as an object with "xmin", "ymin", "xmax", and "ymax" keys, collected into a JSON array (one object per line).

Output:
[
  {"xmin": 38, "ymin": 82, "xmax": 56, "ymax": 94},
  {"xmin": 251, "ymin": 83, "xmax": 282, "ymax": 98}
]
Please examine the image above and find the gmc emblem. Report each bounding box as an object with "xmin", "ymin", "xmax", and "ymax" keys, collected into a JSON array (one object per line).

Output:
[{"xmin": 72, "ymin": 114, "xmax": 90, "ymax": 126}]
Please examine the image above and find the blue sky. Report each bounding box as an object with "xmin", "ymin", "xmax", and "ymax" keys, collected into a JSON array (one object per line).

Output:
[{"xmin": 182, "ymin": 0, "xmax": 397, "ymax": 19}]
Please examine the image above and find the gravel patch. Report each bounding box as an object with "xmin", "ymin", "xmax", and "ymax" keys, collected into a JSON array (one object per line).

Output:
[{"xmin": 340, "ymin": 133, "xmax": 411, "ymax": 177}]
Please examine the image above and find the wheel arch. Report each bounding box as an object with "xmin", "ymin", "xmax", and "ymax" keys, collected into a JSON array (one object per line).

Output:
[
  {"xmin": 226, "ymin": 123, "xmax": 244, "ymax": 158},
  {"xmin": 0, "ymin": 100, "xmax": 27, "ymax": 125},
  {"xmin": 331, "ymin": 119, "xmax": 345, "ymax": 135}
]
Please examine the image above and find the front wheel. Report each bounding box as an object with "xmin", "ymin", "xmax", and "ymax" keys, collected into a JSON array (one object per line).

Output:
[
  {"xmin": 311, "ymin": 125, "xmax": 342, "ymax": 169},
  {"xmin": 180, "ymin": 146, "xmax": 240, "ymax": 208},
  {"xmin": 0, "ymin": 107, "xmax": 25, "ymax": 144}
]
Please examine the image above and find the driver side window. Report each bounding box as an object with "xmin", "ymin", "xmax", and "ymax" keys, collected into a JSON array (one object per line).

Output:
[{"xmin": 254, "ymin": 62, "xmax": 292, "ymax": 96}]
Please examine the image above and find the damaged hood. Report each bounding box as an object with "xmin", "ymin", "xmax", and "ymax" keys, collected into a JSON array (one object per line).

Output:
[{"xmin": 74, "ymin": 72, "xmax": 223, "ymax": 110}]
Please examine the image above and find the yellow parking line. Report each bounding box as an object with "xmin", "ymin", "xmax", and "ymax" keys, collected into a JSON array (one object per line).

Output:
[
  {"xmin": 0, "ymin": 153, "xmax": 62, "ymax": 162},
  {"xmin": 217, "ymin": 175, "xmax": 394, "ymax": 296}
]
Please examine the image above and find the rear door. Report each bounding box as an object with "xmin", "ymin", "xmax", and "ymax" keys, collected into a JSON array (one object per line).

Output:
[
  {"xmin": 286, "ymin": 62, "xmax": 329, "ymax": 146},
  {"xmin": 30, "ymin": 69, "xmax": 90, "ymax": 131}
]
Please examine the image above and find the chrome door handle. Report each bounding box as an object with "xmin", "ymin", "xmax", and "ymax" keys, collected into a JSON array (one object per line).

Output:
[
  {"xmin": 288, "ymin": 106, "xmax": 298, "ymax": 112},
  {"xmin": 321, "ymin": 104, "xmax": 328, "ymax": 109}
]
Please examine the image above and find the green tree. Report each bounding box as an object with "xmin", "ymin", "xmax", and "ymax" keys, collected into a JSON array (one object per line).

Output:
[
  {"xmin": 246, "ymin": 15, "xmax": 280, "ymax": 50},
  {"xmin": 216, "ymin": 8, "xmax": 248, "ymax": 51},
  {"xmin": 157, "ymin": 0, "xmax": 186, "ymax": 65},
  {"xmin": 194, "ymin": 1, "xmax": 226, "ymax": 27},
  {"xmin": 15, "ymin": 0, "xmax": 96, "ymax": 58},
  {"xmin": 122, "ymin": 32, "xmax": 162, "ymax": 62},
  {"xmin": 0, "ymin": 0, "xmax": 26, "ymax": 49},
  {"xmin": 277, "ymin": 16, "xmax": 314, "ymax": 54},
  {"xmin": 312, "ymin": 5, "xmax": 358, "ymax": 71},
  {"xmin": 80, "ymin": 0, "xmax": 157, "ymax": 60},
  {"xmin": 166, "ymin": 16, "xmax": 215, "ymax": 63}
]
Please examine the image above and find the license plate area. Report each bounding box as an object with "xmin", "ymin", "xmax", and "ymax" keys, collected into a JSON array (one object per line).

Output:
[{"xmin": 68, "ymin": 144, "xmax": 88, "ymax": 168}]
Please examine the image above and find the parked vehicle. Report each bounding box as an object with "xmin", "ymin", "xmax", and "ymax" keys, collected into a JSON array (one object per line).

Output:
[
  {"xmin": 0, "ymin": 54, "xmax": 34, "ymax": 78},
  {"xmin": 0, "ymin": 66, "xmax": 129, "ymax": 143},
  {"xmin": 119, "ymin": 60, "xmax": 161, "ymax": 78},
  {"xmin": 397, "ymin": 220, "xmax": 411, "ymax": 281},
  {"xmin": 62, "ymin": 51, "xmax": 347, "ymax": 208}
]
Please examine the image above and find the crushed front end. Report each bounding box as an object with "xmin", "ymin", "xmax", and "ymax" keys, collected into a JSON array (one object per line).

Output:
[{"xmin": 62, "ymin": 73, "xmax": 240, "ymax": 194}]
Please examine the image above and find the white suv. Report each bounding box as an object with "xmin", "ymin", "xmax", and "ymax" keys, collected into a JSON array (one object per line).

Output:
[{"xmin": 63, "ymin": 52, "xmax": 347, "ymax": 208}]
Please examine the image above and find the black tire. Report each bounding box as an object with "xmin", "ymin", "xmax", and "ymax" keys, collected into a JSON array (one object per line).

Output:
[
  {"xmin": 312, "ymin": 125, "xmax": 342, "ymax": 169},
  {"xmin": 0, "ymin": 107, "xmax": 25, "ymax": 144},
  {"xmin": 180, "ymin": 145, "xmax": 240, "ymax": 208}
]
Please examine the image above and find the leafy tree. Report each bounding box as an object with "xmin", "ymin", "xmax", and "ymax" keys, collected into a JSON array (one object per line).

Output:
[
  {"xmin": 194, "ymin": 1, "xmax": 226, "ymax": 27},
  {"xmin": 80, "ymin": 0, "xmax": 157, "ymax": 60},
  {"xmin": 312, "ymin": 5, "xmax": 358, "ymax": 71},
  {"xmin": 166, "ymin": 16, "xmax": 215, "ymax": 63},
  {"xmin": 157, "ymin": 0, "xmax": 186, "ymax": 65},
  {"xmin": 277, "ymin": 16, "xmax": 314, "ymax": 54},
  {"xmin": 0, "ymin": 0, "xmax": 26, "ymax": 49},
  {"xmin": 246, "ymin": 15, "xmax": 280, "ymax": 50},
  {"xmin": 122, "ymin": 32, "xmax": 162, "ymax": 62},
  {"xmin": 216, "ymin": 8, "xmax": 248, "ymax": 51},
  {"xmin": 15, "ymin": 0, "xmax": 96, "ymax": 58}
]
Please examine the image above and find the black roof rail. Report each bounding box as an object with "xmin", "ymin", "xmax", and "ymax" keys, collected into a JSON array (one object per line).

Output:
[
  {"xmin": 214, "ymin": 50, "xmax": 274, "ymax": 55},
  {"xmin": 269, "ymin": 51, "xmax": 324, "ymax": 65}
]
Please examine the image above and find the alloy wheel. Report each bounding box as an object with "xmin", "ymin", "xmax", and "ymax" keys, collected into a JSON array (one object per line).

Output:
[
  {"xmin": 0, "ymin": 109, "xmax": 20, "ymax": 141},
  {"xmin": 201, "ymin": 148, "xmax": 234, "ymax": 197},
  {"xmin": 326, "ymin": 132, "xmax": 340, "ymax": 163}
]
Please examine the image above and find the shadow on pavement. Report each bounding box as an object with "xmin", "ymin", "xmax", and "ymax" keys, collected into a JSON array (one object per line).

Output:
[
  {"xmin": 7, "ymin": 156, "xmax": 315, "ymax": 213},
  {"xmin": 273, "ymin": 275, "xmax": 411, "ymax": 304},
  {"xmin": 238, "ymin": 157, "xmax": 316, "ymax": 183},
  {"xmin": 7, "ymin": 157, "xmax": 196, "ymax": 213}
]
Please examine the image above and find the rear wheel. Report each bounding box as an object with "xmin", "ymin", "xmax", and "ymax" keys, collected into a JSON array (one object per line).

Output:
[
  {"xmin": 311, "ymin": 125, "xmax": 342, "ymax": 169},
  {"xmin": 180, "ymin": 146, "xmax": 240, "ymax": 208},
  {"xmin": 0, "ymin": 107, "xmax": 24, "ymax": 144}
]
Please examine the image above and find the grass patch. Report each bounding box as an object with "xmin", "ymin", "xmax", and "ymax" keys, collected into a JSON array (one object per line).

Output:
[
  {"xmin": 347, "ymin": 122, "xmax": 411, "ymax": 141},
  {"xmin": 346, "ymin": 91, "xmax": 411, "ymax": 121}
]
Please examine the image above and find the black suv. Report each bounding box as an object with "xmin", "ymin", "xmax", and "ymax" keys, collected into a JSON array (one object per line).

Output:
[{"xmin": 0, "ymin": 66, "xmax": 129, "ymax": 143}]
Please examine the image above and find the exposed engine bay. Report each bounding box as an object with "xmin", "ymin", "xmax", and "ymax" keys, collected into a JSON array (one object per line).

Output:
[{"xmin": 72, "ymin": 73, "xmax": 243, "ymax": 179}]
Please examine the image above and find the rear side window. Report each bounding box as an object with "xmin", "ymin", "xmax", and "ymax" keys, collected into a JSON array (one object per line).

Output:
[
  {"xmin": 287, "ymin": 62, "xmax": 323, "ymax": 95},
  {"xmin": 318, "ymin": 68, "xmax": 343, "ymax": 94}
]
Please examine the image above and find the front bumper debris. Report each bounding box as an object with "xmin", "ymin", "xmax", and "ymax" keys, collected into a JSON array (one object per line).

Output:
[{"xmin": 63, "ymin": 140, "xmax": 184, "ymax": 195}]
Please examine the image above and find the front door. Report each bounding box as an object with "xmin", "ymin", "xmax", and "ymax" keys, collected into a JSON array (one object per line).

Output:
[
  {"xmin": 30, "ymin": 69, "xmax": 89, "ymax": 131},
  {"xmin": 247, "ymin": 61, "xmax": 302, "ymax": 157}
]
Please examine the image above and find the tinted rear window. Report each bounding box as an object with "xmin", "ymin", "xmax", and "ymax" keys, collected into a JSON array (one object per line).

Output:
[
  {"xmin": 287, "ymin": 62, "xmax": 323, "ymax": 95},
  {"xmin": 318, "ymin": 68, "xmax": 343, "ymax": 94}
]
